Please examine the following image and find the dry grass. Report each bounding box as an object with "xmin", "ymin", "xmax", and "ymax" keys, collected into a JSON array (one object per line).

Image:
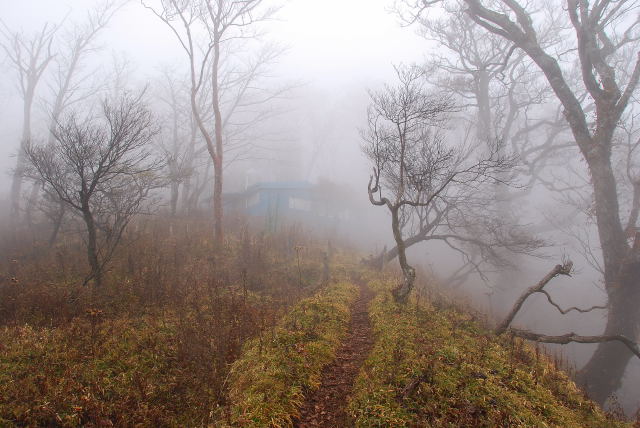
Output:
[
  {"xmin": 0, "ymin": 215, "xmax": 331, "ymax": 427},
  {"xmin": 347, "ymin": 272, "xmax": 631, "ymax": 427}
]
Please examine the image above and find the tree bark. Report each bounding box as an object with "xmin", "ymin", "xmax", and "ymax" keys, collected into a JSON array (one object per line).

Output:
[
  {"xmin": 577, "ymin": 248, "xmax": 640, "ymax": 403},
  {"xmin": 391, "ymin": 206, "xmax": 415, "ymax": 304},
  {"xmin": 81, "ymin": 198, "xmax": 102, "ymax": 287},
  {"xmin": 10, "ymin": 88, "xmax": 34, "ymax": 218},
  {"xmin": 212, "ymin": 36, "xmax": 224, "ymax": 247},
  {"xmin": 568, "ymin": 151, "xmax": 636, "ymax": 402}
]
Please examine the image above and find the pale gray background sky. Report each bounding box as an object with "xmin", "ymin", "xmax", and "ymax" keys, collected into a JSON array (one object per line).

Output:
[{"xmin": 1, "ymin": 0, "xmax": 425, "ymax": 194}]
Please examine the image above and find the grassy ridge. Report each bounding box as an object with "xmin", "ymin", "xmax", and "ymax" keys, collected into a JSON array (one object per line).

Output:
[
  {"xmin": 221, "ymin": 280, "xmax": 358, "ymax": 427},
  {"xmin": 347, "ymin": 277, "xmax": 628, "ymax": 428},
  {"xmin": 0, "ymin": 220, "xmax": 334, "ymax": 427}
]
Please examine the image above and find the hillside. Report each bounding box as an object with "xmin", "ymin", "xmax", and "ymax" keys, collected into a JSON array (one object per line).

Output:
[
  {"xmin": 221, "ymin": 272, "xmax": 630, "ymax": 428},
  {"xmin": 0, "ymin": 226, "xmax": 631, "ymax": 427}
]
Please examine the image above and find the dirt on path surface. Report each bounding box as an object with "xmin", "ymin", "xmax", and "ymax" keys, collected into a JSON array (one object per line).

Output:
[{"xmin": 294, "ymin": 282, "xmax": 375, "ymax": 428}]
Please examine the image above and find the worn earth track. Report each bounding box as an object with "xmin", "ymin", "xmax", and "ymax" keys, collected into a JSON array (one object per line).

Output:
[{"xmin": 294, "ymin": 282, "xmax": 374, "ymax": 428}]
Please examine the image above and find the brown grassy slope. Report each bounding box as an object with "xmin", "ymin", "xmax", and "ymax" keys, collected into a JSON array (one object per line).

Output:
[{"xmin": 0, "ymin": 218, "xmax": 330, "ymax": 427}]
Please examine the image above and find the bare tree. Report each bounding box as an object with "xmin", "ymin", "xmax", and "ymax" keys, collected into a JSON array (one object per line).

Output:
[
  {"xmin": 386, "ymin": 6, "xmax": 576, "ymax": 304},
  {"xmin": 25, "ymin": 93, "xmax": 163, "ymax": 287},
  {"xmin": 155, "ymin": 68, "xmax": 197, "ymax": 216},
  {"xmin": 143, "ymin": 0, "xmax": 277, "ymax": 246},
  {"xmin": 47, "ymin": 1, "xmax": 121, "ymax": 142},
  {"xmin": 364, "ymin": 65, "xmax": 517, "ymax": 303},
  {"xmin": 0, "ymin": 21, "xmax": 58, "ymax": 219},
  {"xmin": 28, "ymin": 1, "xmax": 122, "ymax": 242},
  {"xmin": 409, "ymin": 6, "xmax": 578, "ymax": 202},
  {"xmin": 407, "ymin": 0, "xmax": 640, "ymax": 403}
]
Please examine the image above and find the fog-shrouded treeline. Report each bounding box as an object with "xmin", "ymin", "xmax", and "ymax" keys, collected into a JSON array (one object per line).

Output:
[{"xmin": 1, "ymin": 0, "xmax": 640, "ymax": 418}]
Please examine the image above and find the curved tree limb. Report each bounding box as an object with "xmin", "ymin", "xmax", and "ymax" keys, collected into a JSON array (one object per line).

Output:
[
  {"xmin": 495, "ymin": 261, "xmax": 573, "ymax": 335},
  {"xmin": 508, "ymin": 328, "xmax": 640, "ymax": 360},
  {"xmin": 495, "ymin": 259, "xmax": 640, "ymax": 361},
  {"xmin": 538, "ymin": 289, "xmax": 607, "ymax": 315}
]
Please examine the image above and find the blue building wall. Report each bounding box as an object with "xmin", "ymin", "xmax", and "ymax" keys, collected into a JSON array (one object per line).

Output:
[
  {"xmin": 223, "ymin": 181, "xmax": 315, "ymax": 230},
  {"xmin": 244, "ymin": 181, "xmax": 313, "ymax": 217},
  {"xmin": 224, "ymin": 181, "xmax": 350, "ymax": 233}
]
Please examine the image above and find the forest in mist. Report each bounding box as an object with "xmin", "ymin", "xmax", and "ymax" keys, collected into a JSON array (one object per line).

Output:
[{"xmin": 1, "ymin": 0, "xmax": 640, "ymax": 426}]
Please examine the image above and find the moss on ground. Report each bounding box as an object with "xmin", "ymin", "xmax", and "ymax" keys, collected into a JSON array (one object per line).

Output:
[{"xmin": 347, "ymin": 277, "xmax": 629, "ymax": 428}]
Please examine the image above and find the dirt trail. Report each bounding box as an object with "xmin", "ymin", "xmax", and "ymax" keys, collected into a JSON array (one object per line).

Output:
[{"xmin": 294, "ymin": 283, "xmax": 374, "ymax": 427}]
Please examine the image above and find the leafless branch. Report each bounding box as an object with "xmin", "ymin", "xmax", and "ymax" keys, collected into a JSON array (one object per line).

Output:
[
  {"xmin": 508, "ymin": 329, "xmax": 640, "ymax": 360},
  {"xmin": 496, "ymin": 260, "xmax": 574, "ymax": 335}
]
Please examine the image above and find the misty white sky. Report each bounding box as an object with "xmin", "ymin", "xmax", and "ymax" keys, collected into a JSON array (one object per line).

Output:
[{"xmin": 0, "ymin": 0, "xmax": 426, "ymax": 193}]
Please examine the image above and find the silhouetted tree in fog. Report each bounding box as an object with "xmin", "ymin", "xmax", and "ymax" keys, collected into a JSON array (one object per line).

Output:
[
  {"xmin": 25, "ymin": 94, "xmax": 163, "ymax": 287},
  {"xmin": 364, "ymin": 65, "xmax": 516, "ymax": 303},
  {"xmin": 407, "ymin": 0, "xmax": 640, "ymax": 404},
  {"xmin": 144, "ymin": 0, "xmax": 281, "ymax": 246},
  {"xmin": 32, "ymin": 1, "xmax": 122, "ymax": 243},
  {"xmin": 155, "ymin": 68, "xmax": 197, "ymax": 217},
  {"xmin": 0, "ymin": 20, "xmax": 57, "ymax": 219},
  {"xmin": 397, "ymin": 7, "xmax": 574, "ymax": 298}
]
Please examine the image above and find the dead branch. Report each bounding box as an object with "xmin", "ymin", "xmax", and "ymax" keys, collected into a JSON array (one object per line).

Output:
[
  {"xmin": 508, "ymin": 328, "xmax": 640, "ymax": 360},
  {"xmin": 400, "ymin": 372, "xmax": 431, "ymax": 399},
  {"xmin": 495, "ymin": 259, "xmax": 640, "ymax": 361},
  {"xmin": 495, "ymin": 261, "xmax": 573, "ymax": 335},
  {"xmin": 538, "ymin": 290, "xmax": 607, "ymax": 315}
]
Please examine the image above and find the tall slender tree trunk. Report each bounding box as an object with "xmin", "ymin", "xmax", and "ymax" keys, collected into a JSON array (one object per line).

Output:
[
  {"xmin": 181, "ymin": 176, "xmax": 191, "ymax": 214},
  {"xmin": 10, "ymin": 91, "xmax": 34, "ymax": 218},
  {"xmin": 81, "ymin": 199, "xmax": 102, "ymax": 287},
  {"xmin": 170, "ymin": 181, "xmax": 179, "ymax": 217},
  {"xmin": 213, "ymin": 157, "xmax": 223, "ymax": 245},
  {"xmin": 476, "ymin": 68, "xmax": 492, "ymax": 143},
  {"xmin": 477, "ymin": 68, "xmax": 521, "ymax": 314},
  {"xmin": 24, "ymin": 182, "xmax": 40, "ymax": 228},
  {"xmin": 48, "ymin": 202, "xmax": 65, "ymax": 247},
  {"xmin": 212, "ymin": 37, "xmax": 224, "ymax": 247}
]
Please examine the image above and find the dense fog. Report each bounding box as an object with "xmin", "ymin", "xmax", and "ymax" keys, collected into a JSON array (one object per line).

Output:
[{"xmin": 2, "ymin": 0, "xmax": 639, "ymax": 418}]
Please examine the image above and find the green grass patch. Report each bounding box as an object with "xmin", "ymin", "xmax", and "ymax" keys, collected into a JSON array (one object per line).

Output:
[
  {"xmin": 347, "ymin": 278, "xmax": 629, "ymax": 428},
  {"xmin": 222, "ymin": 280, "xmax": 358, "ymax": 427}
]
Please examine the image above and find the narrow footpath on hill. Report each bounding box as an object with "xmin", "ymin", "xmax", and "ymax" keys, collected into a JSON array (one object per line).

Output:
[{"xmin": 294, "ymin": 282, "xmax": 375, "ymax": 428}]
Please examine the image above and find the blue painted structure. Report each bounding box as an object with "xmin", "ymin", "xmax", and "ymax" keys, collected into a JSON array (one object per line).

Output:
[{"xmin": 224, "ymin": 181, "xmax": 319, "ymax": 230}]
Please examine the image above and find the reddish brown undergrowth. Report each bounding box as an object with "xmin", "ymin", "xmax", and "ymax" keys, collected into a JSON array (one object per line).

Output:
[{"xmin": 0, "ymin": 215, "xmax": 328, "ymax": 427}]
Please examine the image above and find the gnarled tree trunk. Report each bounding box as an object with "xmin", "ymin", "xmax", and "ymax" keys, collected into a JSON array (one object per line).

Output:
[{"xmin": 390, "ymin": 206, "xmax": 416, "ymax": 304}]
